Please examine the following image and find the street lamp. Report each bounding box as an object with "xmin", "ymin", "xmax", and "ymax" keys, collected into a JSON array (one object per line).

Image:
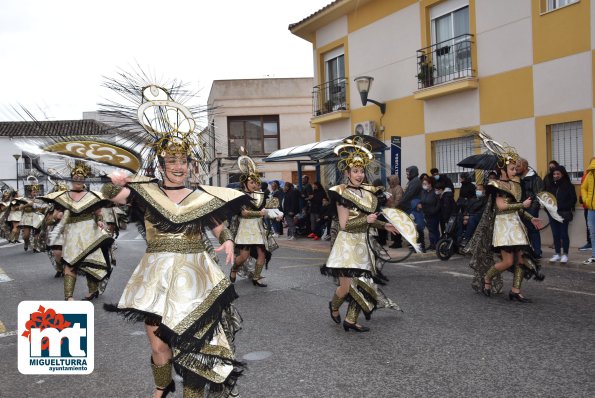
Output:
[
  {"xmin": 12, "ymin": 154, "xmax": 21, "ymax": 192},
  {"xmin": 353, "ymin": 76, "xmax": 386, "ymax": 115}
]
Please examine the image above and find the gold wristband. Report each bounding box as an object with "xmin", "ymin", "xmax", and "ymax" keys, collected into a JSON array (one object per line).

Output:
[
  {"xmin": 218, "ymin": 228, "xmax": 234, "ymax": 244},
  {"xmin": 344, "ymin": 216, "xmax": 369, "ymax": 233}
]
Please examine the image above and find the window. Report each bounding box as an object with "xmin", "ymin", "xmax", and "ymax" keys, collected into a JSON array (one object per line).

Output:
[
  {"xmin": 549, "ymin": 121, "xmax": 583, "ymax": 181},
  {"xmin": 320, "ymin": 48, "xmax": 346, "ymax": 113},
  {"xmin": 430, "ymin": 1, "xmax": 470, "ymax": 83},
  {"xmin": 228, "ymin": 115, "xmax": 280, "ymax": 156},
  {"xmin": 433, "ymin": 136, "xmax": 475, "ymax": 184},
  {"xmin": 545, "ymin": 0, "xmax": 578, "ymax": 12}
]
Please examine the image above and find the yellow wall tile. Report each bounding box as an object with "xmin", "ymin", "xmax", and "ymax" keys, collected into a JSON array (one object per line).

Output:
[
  {"xmin": 532, "ymin": 0, "xmax": 590, "ymax": 64},
  {"xmin": 479, "ymin": 67, "xmax": 534, "ymax": 125}
]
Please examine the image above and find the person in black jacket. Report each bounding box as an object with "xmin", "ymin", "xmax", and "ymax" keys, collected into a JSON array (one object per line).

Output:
[
  {"xmin": 420, "ymin": 175, "xmax": 440, "ymax": 250},
  {"xmin": 270, "ymin": 180, "xmax": 284, "ymax": 236},
  {"xmin": 430, "ymin": 168, "xmax": 455, "ymax": 191},
  {"xmin": 546, "ymin": 165, "xmax": 577, "ymax": 263},
  {"xmin": 435, "ymin": 180, "xmax": 456, "ymax": 235},
  {"xmin": 458, "ymin": 172, "xmax": 476, "ymax": 200},
  {"xmin": 283, "ymin": 182, "xmax": 300, "ymax": 240},
  {"xmin": 516, "ymin": 158, "xmax": 544, "ymax": 258},
  {"xmin": 308, "ymin": 181, "xmax": 327, "ymax": 239},
  {"xmin": 400, "ymin": 165, "xmax": 422, "ymax": 213},
  {"xmin": 457, "ymin": 183, "xmax": 488, "ymax": 245},
  {"xmin": 543, "ymin": 160, "xmax": 560, "ymax": 192}
]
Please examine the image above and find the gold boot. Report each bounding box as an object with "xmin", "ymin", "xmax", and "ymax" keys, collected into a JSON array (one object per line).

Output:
[
  {"xmin": 343, "ymin": 301, "xmax": 369, "ymax": 332},
  {"xmin": 83, "ymin": 275, "xmax": 99, "ymax": 301},
  {"xmin": 63, "ymin": 274, "xmax": 76, "ymax": 300},
  {"xmin": 151, "ymin": 357, "xmax": 175, "ymax": 397},
  {"xmin": 252, "ymin": 262, "xmax": 267, "ymax": 287}
]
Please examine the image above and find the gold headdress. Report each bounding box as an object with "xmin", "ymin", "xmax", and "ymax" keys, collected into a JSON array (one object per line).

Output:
[
  {"xmin": 70, "ymin": 161, "xmax": 92, "ymax": 178},
  {"xmin": 478, "ymin": 131, "xmax": 519, "ymax": 169},
  {"xmin": 334, "ymin": 136, "xmax": 374, "ymax": 172},
  {"xmin": 138, "ymin": 85, "xmax": 199, "ymax": 162},
  {"xmin": 24, "ymin": 176, "xmax": 42, "ymax": 197},
  {"xmin": 237, "ymin": 147, "xmax": 261, "ymax": 185}
]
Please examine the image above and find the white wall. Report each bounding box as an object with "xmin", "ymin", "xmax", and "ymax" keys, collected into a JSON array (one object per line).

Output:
[
  {"xmin": 424, "ymin": 89, "xmax": 480, "ymax": 133},
  {"xmin": 480, "ymin": 118, "xmax": 537, "ymax": 167},
  {"xmin": 315, "ymin": 16, "xmax": 348, "ymax": 49},
  {"xmin": 0, "ymin": 138, "xmax": 29, "ymax": 192}
]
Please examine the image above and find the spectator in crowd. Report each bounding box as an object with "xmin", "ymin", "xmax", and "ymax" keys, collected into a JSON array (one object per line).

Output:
[
  {"xmin": 430, "ymin": 167, "xmax": 455, "ymax": 191},
  {"xmin": 458, "ymin": 172, "xmax": 476, "ymax": 200},
  {"xmin": 282, "ymin": 182, "xmax": 300, "ymax": 240},
  {"xmin": 410, "ymin": 198, "xmax": 426, "ymax": 252},
  {"xmin": 400, "ymin": 166, "xmax": 422, "ymax": 213},
  {"xmin": 307, "ymin": 181, "xmax": 327, "ymax": 240},
  {"xmin": 546, "ymin": 165, "xmax": 577, "ymax": 263},
  {"xmin": 487, "ymin": 171, "xmax": 498, "ymax": 181},
  {"xmin": 260, "ymin": 181, "xmax": 270, "ymax": 200},
  {"xmin": 543, "ymin": 160, "xmax": 560, "ymax": 192},
  {"xmin": 270, "ymin": 180, "xmax": 284, "ymax": 237},
  {"xmin": 316, "ymin": 196, "xmax": 333, "ymax": 241},
  {"xmin": 579, "ymin": 170, "xmax": 592, "ymax": 252},
  {"xmin": 457, "ymin": 183, "xmax": 487, "ymax": 246},
  {"xmin": 516, "ymin": 158, "xmax": 544, "ymax": 258},
  {"xmin": 386, "ymin": 175, "xmax": 404, "ymax": 248},
  {"xmin": 435, "ymin": 180, "xmax": 456, "ymax": 235},
  {"xmin": 580, "ymin": 157, "xmax": 595, "ymax": 264},
  {"xmin": 300, "ymin": 175, "xmax": 313, "ymax": 207},
  {"xmin": 420, "ymin": 175, "xmax": 440, "ymax": 250}
]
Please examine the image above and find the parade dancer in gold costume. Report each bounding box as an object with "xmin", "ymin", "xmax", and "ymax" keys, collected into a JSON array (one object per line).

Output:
[
  {"xmin": 464, "ymin": 132, "xmax": 544, "ymax": 302},
  {"xmin": 229, "ymin": 148, "xmax": 279, "ymax": 287},
  {"xmin": 321, "ymin": 139, "xmax": 397, "ymax": 332},
  {"xmin": 19, "ymin": 180, "xmax": 49, "ymax": 253}
]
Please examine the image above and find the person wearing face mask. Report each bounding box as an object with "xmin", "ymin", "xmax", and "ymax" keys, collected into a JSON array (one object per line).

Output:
[
  {"xmin": 516, "ymin": 158, "xmax": 544, "ymax": 259},
  {"xmin": 458, "ymin": 184, "xmax": 488, "ymax": 245},
  {"xmin": 435, "ymin": 180, "xmax": 456, "ymax": 235},
  {"xmin": 420, "ymin": 176, "xmax": 440, "ymax": 250},
  {"xmin": 546, "ymin": 165, "xmax": 577, "ymax": 263},
  {"xmin": 430, "ymin": 168, "xmax": 454, "ymax": 191},
  {"xmin": 399, "ymin": 166, "xmax": 422, "ymax": 213}
]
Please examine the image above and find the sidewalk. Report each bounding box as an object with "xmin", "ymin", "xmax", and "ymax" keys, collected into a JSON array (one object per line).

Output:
[{"xmin": 276, "ymin": 236, "xmax": 595, "ymax": 271}]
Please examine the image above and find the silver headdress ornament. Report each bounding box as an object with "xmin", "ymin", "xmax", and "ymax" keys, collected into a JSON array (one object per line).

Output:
[
  {"xmin": 478, "ymin": 131, "xmax": 519, "ymax": 169},
  {"xmin": 333, "ymin": 136, "xmax": 374, "ymax": 172},
  {"xmin": 237, "ymin": 147, "xmax": 261, "ymax": 184}
]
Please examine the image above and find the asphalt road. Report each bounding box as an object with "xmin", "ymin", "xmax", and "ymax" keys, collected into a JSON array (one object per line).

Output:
[{"xmin": 1, "ymin": 229, "xmax": 594, "ymax": 398}]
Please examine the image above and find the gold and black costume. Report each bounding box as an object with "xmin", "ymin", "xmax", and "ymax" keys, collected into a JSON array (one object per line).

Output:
[
  {"xmin": 465, "ymin": 178, "xmax": 544, "ymax": 293},
  {"xmin": 321, "ymin": 184, "xmax": 388, "ymax": 323},
  {"xmin": 19, "ymin": 197, "xmax": 49, "ymax": 252},
  {"xmin": 40, "ymin": 190, "xmax": 113, "ymax": 299},
  {"xmin": 5, "ymin": 196, "xmax": 26, "ymax": 242},
  {"xmin": 104, "ymin": 176, "xmax": 252, "ymax": 395}
]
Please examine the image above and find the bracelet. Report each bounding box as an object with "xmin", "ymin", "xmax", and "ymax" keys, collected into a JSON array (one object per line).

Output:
[
  {"xmin": 218, "ymin": 228, "xmax": 234, "ymax": 244},
  {"xmin": 101, "ymin": 183, "xmax": 124, "ymax": 199}
]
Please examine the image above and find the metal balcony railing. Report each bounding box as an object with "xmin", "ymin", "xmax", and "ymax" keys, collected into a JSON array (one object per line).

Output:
[
  {"xmin": 17, "ymin": 163, "xmax": 45, "ymax": 179},
  {"xmin": 312, "ymin": 77, "xmax": 348, "ymax": 117},
  {"xmin": 416, "ymin": 34, "xmax": 475, "ymax": 89}
]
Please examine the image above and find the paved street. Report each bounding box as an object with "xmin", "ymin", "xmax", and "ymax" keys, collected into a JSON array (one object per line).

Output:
[{"xmin": 1, "ymin": 229, "xmax": 594, "ymax": 398}]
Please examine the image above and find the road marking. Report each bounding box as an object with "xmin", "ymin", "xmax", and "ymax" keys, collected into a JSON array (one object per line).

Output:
[
  {"xmin": 279, "ymin": 263, "xmax": 322, "ymax": 269},
  {"xmin": 0, "ymin": 267, "xmax": 13, "ymax": 283},
  {"xmin": 395, "ymin": 263, "xmax": 419, "ymax": 268},
  {"xmin": 547, "ymin": 287, "xmax": 595, "ymax": 297},
  {"xmin": 0, "ymin": 242, "xmax": 23, "ymax": 249},
  {"xmin": 442, "ymin": 271, "xmax": 473, "ymax": 278}
]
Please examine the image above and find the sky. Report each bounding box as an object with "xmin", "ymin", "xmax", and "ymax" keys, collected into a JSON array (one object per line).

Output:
[{"xmin": 0, "ymin": 0, "xmax": 331, "ymax": 121}]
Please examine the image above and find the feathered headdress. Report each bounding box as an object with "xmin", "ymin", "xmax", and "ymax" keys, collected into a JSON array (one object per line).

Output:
[
  {"xmin": 457, "ymin": 131, "xmax": 519, "ymax": 172},
  {"xmin": 237, "ymin": 147, "xmax": 261, "ymax": 185},
  {"xmin": 333, "ymin": 136, "xmax": 374, "ymax": 172}
]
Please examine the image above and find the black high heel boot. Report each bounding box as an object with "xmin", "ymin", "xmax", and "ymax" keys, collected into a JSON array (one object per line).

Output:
[
  {"xmin": 328, "ymin": 302, "xmax": 341, "ymax": 324},
  {"xmin": 229, "ymin": 268, "xmax": 237, "ymax": 283},
  {"xmin": 252, "ymin": 278, "xmax": 267, "ymax": 287},
  {"xmin": 482, "ymin": 280, "xmax": 492, "ymax": 297},
  {"xmin": 342, "ymin": 321, "xmax": 370, "ymax": 333},
  {"xmin": 82, "ymin": 291, "xmax": 99, "ymax": 301},
  {"xmin": 156, "ymin": 380, "xmax": 176, "ymax": 398},
  {"xmin": 509, "ymin": 291, "xmax": 532, "ymax": 303}
]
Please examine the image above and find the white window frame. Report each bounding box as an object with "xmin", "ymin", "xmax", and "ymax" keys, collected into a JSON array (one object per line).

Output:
[
  {"xmin": 433, "ymin": 136, "xmax": 475, "ymax": 187},
  {"xmin": 549, "ymin": 120, "xmax": 584, "ymax": 182},
  {"xmin": 322, "ymin": 47, "xmax": 346, "ymax": 112},
  {"xmin": 545, "ymin": 0, "xmax": 579, "ymax": 12}
]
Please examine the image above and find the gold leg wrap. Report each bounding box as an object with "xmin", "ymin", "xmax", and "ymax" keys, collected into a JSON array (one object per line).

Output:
[
  {"xmin": 513, "ymin": 266, "xmax": 525, "ymax": 290},
  {"xmin": 331, "ymin": 293, "xmax": 346, "ymax": 311},
  {"xmin": 86, "ymin": 275, "xmax": 99, "ymax": 294},
  {"xmin": 9, "ymin": 230, "xmax": 18, "ymax": 242},
  {"xmin": 183, "ymin": 384, "xmax": 205, "ymax": 398},
  {"xmin": 63, "ymin": 275, "xmax": 76, "ymax": 300},
  {"xmin": 345, "ymin": 301, "xmax": 361, "ymax": 324},
  {"xmin": 151, "ymin": 357, "xmax": 172, "ymax": 390},
  {"xmin": 253, "ymin": 262, "xmax": 265, "ymax": 280},
  {"xmin": 483, "ymin": 266, "xmax": 502, "ymax": 282}
]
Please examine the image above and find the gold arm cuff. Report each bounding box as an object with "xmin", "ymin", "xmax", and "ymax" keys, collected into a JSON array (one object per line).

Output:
[
  {"xmin": 243, "ymin": 210, "xmax": 263, "ymax": 218},
  {"xmin": 344, "ymin": 215, "xmax": 369, "ymax": 233},
  {"xmin": 218, "ymin": 227, "xmax": 234, "ymax": 244},
  {"xmin": 506, "ymin": 203, "xmax": 525, "ymax": 212},
  {"xmin": 100, "ymin": 183, "xmax": 123, "ymax": 199},
  {"xmin": 371, "ymin": 220, "xmax": 386, "ymax": 230},
  {"xmin": 520, "ymin": 210, "xmax": 534, "ymax": 222}
]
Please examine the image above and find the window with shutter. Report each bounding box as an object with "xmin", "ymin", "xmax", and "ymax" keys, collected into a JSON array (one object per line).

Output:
[{"xmin": 549, "ymin": 121, "xmax": 583, "ymax": 181}]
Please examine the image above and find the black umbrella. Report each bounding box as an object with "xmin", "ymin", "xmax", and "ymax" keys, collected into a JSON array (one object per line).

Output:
[{"xmin": 457, "ymin": 153, "xmax": 498, "ymax": 170}]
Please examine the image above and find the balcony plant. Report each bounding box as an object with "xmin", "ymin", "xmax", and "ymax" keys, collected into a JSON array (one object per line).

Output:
[{"xmin": 417, "ymin": 54, "xmax": 435, "ymax": 88}]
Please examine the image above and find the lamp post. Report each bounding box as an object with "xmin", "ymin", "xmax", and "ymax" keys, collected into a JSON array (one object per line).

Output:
[
  {"xmin": 353, "ymin": 76, "xmax": 386, "ymax": 115},
  {"xmin": 12, "ymin": 154, "xmax": 21, "ymax": 192}
]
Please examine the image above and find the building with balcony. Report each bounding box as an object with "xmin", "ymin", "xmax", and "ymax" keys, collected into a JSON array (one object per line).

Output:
[
  {"xmin": 206, "ymin": 78, "xmax": 316, "ymax": 187},
  {"xmin": 290, "ymin": 0, "xmax": 593, "ymax": 187}
]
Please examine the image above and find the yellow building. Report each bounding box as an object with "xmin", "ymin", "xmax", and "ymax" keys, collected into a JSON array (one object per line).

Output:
[{"xmin": 290, "ymin": 0, "xmax": 593, "ymax": 187}]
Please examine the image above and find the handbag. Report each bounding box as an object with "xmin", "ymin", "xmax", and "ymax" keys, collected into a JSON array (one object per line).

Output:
[{"xmin": 557, "ymin": 209, "xmax": 573, "ymax": 222}]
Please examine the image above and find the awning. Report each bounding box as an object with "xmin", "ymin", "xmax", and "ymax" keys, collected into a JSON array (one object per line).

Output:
[{"xmin": 263, "ymin": 135, "xmax": 387, "ymax": 162}]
